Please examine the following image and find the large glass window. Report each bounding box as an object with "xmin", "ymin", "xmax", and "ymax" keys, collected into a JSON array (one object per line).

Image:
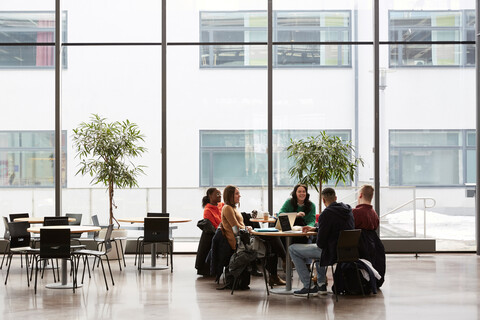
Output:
[
  {"xmin": 200, "ymin": 10, "xmax": 351, "ymax": 68},
  {"xmin": 200, "ymin": 130, "xmax": 351, "ymax": 187},
  {"xmin": 389, "ymin": 10, "xmax": 474, "ymax": 67},
  {"xmin": 0, "ymin": 11, "xmax": 67, "ymax": 68},
  {"xmin": 0, "ymin": 131, "xmax": 67, "ymax": 187},
  {"xmin": 389, "ymin": 130, "xmax": 475, "ymax": 186}
]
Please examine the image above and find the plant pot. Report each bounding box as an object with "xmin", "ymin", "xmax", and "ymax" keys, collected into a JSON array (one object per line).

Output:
[{"xmin": 98, "ymin": 228, "xmax": 128, "ymax": 260}]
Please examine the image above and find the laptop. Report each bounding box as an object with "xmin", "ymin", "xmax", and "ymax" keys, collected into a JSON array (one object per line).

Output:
[{"xmin": 274, "ymin": 213, "xmax": 297, "ymax": 232}]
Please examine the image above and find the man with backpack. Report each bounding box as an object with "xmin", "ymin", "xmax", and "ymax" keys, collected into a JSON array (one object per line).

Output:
[{"xmin": 289, "ymin": 187, "xmax": 354, "ymax": 297}]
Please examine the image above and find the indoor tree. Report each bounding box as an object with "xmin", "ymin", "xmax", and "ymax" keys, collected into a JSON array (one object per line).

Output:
[
  {"xmin": 72, "ymin": 114, "xmax": 147, "ymax": 227},
  {"xmin": 287, "ymin": 131, "xmax": 364, "ymax": 212}
]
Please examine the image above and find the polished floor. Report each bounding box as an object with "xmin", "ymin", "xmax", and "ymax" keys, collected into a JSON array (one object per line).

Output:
[{"xmin": 0, "ymin": 253, "xmax": 479, "ymax": 320}]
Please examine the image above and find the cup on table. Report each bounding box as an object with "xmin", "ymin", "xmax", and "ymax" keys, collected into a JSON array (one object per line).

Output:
[{"xmin": 263, "ymin": 212, "xmax": 269, "ymax": 220}]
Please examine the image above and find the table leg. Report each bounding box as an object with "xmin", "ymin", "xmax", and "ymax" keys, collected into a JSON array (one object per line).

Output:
[
  {"xmin": 270, "ymin": 236, "xmax": 295, "ymax": 295},
  {"xmin": 46, "ymin": 258, "xmax": 82, "ymax": 289},
  {"xmin": 140, "ymin": 243, "xmax": 168, "ymax": 270}
]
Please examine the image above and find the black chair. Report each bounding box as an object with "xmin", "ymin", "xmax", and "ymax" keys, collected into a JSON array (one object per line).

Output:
[
  {"xmin": 134, "ymin": 213, "xmax": 170, "ymax": 266},
  {"xmin": 34, "ymin": 228, "xmax": 76, "ymax": 294},
  {"xmin": 43, "ymin": 216, "xmax": 69, "ymax": 226},
  {"xmin": 66, "ymin": 213, "xmax": 82, "ymax": 238},
  {"xmin": 4, "ymin": 221, "xmax": 35, "ymax": 287},
  {"xmin": 9, "ymin": 213, "xmax": 29, "ymax": 222},
  {"xmin": 138, "ymin": 217, "xmax": 173, "ymax": 272},
  {"xmin": 73, "ymin": 224, "xmax": 115, "ymax": 290},
  {"xmin": 307, "ymin": 229, "xmax": 364, "ymax": 300},
  {"xmin": 0, "ymin": 217, "xmax": 11, "ymax": 269}
]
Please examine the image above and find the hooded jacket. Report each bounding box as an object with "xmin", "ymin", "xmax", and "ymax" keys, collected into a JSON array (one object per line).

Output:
[{"xmin": 316, "ymin": 201, "xmax": 355, "ymax": 266}]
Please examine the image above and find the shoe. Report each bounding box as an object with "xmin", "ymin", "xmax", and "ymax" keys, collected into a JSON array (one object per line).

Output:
[
  {"xmin": 293, "ymin": 286, "xmax": 318, "ymax": 297},
  {"xmin": 269, "ymin": 274, "xmax": 286, "ymax": 286},
  {"xmin": 318, "ymin": 283, "xmax": 327, "ymax": 295}
]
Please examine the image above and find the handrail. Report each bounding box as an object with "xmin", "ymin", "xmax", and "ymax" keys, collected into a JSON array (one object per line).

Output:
[{"xmin": 381, "ymin": 197, "xmax": 436, "ymax": 238}]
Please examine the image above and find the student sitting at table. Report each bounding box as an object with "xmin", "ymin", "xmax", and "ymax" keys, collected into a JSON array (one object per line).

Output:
[{"xmin": 202, "ymin": 187, "xmax": 224, "ymax": 229}]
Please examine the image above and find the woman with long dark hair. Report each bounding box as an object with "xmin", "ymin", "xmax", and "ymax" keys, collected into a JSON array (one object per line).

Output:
[{"xmin": 279, "ymin": 184, "xmax": 316, "ymax": 227}]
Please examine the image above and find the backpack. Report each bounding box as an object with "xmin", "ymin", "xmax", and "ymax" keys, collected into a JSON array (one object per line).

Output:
[{"xmin": 333, "ymin": 262, "xmax": 372, "ymax": 295}]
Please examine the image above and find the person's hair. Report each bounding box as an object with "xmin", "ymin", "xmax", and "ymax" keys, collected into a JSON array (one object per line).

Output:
[
  {"xmin": 223, "ymin": 185, "xmax": 238, "ymax": 207},
  {"xmin": 321, "ymin": 187, "xmax": 336, "ymax": 203},
  {"xmin": 360, "ymin": 184, "xmax": 374, "ymax": 202},
  {"xmin": 202, "ymin": 187, "xmax": 218, "ymax": 208},
  {"xmin": 290, "ymin": 184, "xmax": 312, "ymax": 213}
]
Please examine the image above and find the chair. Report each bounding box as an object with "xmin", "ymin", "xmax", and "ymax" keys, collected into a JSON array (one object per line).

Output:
[
  {"xmin": 134, "ymin": 213, "xmax": 170, "ymax": 266},
  {"xmin": 0, "ymin": 217, "xmax": 11, "ymax": 269},
  {"xmin": 4, "ymin": 221, "xmax": 35, "ymax": 287},
  {"xmin": 34, "ymin": 228, "xmax": 77, "ymax": 294},
  {"xmin": 43, "ymin": 216, "xmax": 69, "ymax": 226},
  {"xmin": 138, "ymin": 217, "xmax": 173, "ymax": 272},
  {"xmin": 66, "ymin": 213, "xmax": 82, "ymax": 239},
  {"xmin": 73, "ymin": 224, "xmax": 115, "ymax": 290},
  {"xmin": 9, "ymin": 213, "xmax": 29, "ymax": 222},
  {"xmin": 307, "ymin": 229, "xmax": 364, "ymax": 300}
]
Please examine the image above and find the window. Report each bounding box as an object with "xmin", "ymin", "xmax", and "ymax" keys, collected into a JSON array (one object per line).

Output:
[
  {"xmin": 0, "ymin": 11, "xmax": 67, "ymax": 68},
  {"xmin": 200, "ymin": 11, "xmax": 351, "ymax": 68},
  {"xmin": 0, "ymin": 131, "xmax": 67, "ymax": 187},
  {"xmin": 200, "ymin": 130, "xmax": 351, "ymax": 187},
  {"xmin": 389, "ymin": 10, "xmax": 474, "ymax": 67},
  {"xmin": 389, "ymin": 130, "xmax": 475, "ymax": 186}
]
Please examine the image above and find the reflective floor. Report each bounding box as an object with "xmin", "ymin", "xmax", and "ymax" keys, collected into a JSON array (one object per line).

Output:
[{"xmin": 0, "ymin": 253, "xmax": 479, "ymax": 320}]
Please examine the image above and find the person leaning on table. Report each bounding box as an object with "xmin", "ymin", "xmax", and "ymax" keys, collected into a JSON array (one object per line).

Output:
[{"xmin": 288, "ymin": 187, "xmax": 354, "ymax": 297}]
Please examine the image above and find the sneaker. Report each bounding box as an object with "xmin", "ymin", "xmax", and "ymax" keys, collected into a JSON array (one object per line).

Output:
[
  {"xmin": 293, "ymin": 286, "xmax": 319, "ymax": 297},
  {"xmin": 318, "ymin": 283, "xmax": 327, "ymax": 295}
]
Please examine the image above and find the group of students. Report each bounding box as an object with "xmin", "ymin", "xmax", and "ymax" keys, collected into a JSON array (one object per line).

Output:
[{"xmin": 196, "ymin": 183, "xmax": 385, "ymax": 297}]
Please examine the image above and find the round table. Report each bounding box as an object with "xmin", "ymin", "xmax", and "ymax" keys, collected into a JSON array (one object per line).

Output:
[
  {"xmin": 27, "ymin": 225, "xmax": 101, "ymax": 289},
  {"xmin": 250, "ymin": 217, "xmax": 276, "ymax": 224},
  {"xmin": 15, "ymin": 217, "xmax": 76, "ymax": 223},
  {"xmin": 251, "ymin": 230, "xmax": 316, "ymax": 295},
  {"xmin": 117, "ymin": 217, "xmax": 191, "ymax": 270}
]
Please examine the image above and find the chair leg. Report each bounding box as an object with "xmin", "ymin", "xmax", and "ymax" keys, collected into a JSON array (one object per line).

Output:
[
  {"xmin": 114, "ymin": 240, "xmax": 122, "ymax": 271},
  {"xmin": 4, "ymin": 254, "xmax": 12, "ymax": 285},
  {"xmin": 170, "ymin": 243, "xmax": 173, "ymax": 273},
  {"xmin": 261, "ymin": 258, "xmax": 269, "ymax": 295},
  {"xmin": 34, "ymin": 258, "xmax": 40, "ymax": 294},
  {"xmin": 332, "ymin": 265, "xmax": 338, "ymax": 302},
  {"xmin": 230, "ymin": 277, "xmax": 237, "ymax": 295},
  {"xmin": 98, "ymin": 258, "xmax": 109, "ymax": 290},
  {"xmin": 0, "ymin": 243, "xmax": 10, "ymax": 269},
  {"xmin": 104, "ymin": 255, "xmax": 115, "ymax": 286},
  {"xmin": 307, "ymin": 261, "xmax": 315, "ymax": 299},
  {"xmin": 119, "ymin": 239, "xmax": 126, "ymax": 267}
]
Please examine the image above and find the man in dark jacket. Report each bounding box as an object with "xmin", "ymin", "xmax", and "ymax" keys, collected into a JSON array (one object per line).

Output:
[{"xmin": 289, "ymin": 187, "xmax": 354, "ymax": 297}]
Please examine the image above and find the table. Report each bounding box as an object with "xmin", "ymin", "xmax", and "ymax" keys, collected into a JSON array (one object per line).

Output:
[
  {"xmin": 117, "ymin": 217, "xmax": 191, "ymax": 270},
  {"xmin": 250, "ymin": 217, "xmax": 276, "ymax": 224},
  {"xmin": 27, "ymin": 225, "xmax": 101, "ymax": 289},
  {"xmin": 15, "ymin": 217, "xmax": 76, "ymax": 223},
  {"xmin": 251, "ymin": 230, "xmax": 316, "ymax": 295}
]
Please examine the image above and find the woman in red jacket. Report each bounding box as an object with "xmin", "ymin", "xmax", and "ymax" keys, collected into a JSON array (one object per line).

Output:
[{"xmin": 202, "ymin": 188, "xmax": 224, "ymax": 229}]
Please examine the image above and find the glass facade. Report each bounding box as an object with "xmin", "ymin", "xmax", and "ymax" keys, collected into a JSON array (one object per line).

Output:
[{"xmin": 0, "ymin": 0, "xmax": 476, "ymax": 252}]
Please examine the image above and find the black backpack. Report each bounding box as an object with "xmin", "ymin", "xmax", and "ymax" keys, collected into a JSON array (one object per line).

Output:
[{"xmin": 333, "ymin": 262, "xmax": 372, "ymax": 295}]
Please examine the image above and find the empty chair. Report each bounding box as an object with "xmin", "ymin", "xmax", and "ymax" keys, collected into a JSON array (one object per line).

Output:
[
  {"xmin": 66, "ymin": 213, "xmax": 83, "ymax": 241},
  {"xmin": 73, "ymin": 224, "xmax": 115, "ymax": 290},
  {"xmin": 4, "ymin": 221, "xmax": 35, "ymax": 287},
  {"xmin": 135, "ymin": 213, "xmax": 170, "ymax": 266},
  {"xmin": 34, "ymin": 228, "xmax": 76, "ymax": 294},
  {"xmin": 137, "ymin": 217, "xmax": 173, "ymax": 272},
  {"xmin": 0, "ymin": 217, "xmax": 11, "ymax": 269},
  {"xmin": 43, "ymin": 216, "xmax": 69, "ymax": 226},
  {"xmin": 9, "ymin": 213, "xmax": 29, "ymax": 222}
]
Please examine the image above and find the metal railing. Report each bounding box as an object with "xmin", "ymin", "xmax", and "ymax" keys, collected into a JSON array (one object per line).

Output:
[{"xmin": 381, "ymin": 197, "xmax": 436, "ymax": 238}]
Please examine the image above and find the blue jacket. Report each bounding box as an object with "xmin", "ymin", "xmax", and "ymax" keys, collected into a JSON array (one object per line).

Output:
[{"xmin": 316, "ymin": 201, "xmax": 355, "ymax": 266}]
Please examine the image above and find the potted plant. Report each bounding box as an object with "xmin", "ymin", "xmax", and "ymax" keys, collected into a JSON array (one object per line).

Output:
[
  {"xmin": 72, "ymin": 113, "xmax": 147, "ymax": 227},
  {"xmin": 287, "ymin": 131, "xmax": 364, "ymax": 212}
]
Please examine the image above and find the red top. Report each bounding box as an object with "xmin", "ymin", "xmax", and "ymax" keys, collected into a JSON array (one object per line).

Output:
[
  {"xmin": 353, "ymin": 204, "xmax": 379, "ymax": 230},
  {"xmin": 203, "ymin": 202, "xmax": 224, "ymax": 229}
]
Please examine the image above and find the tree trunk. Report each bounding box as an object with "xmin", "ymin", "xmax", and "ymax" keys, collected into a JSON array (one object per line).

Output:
[
  {"xmin": 318, "ymin": 180, "xmax": 323, "ymax": 213},
  {"xmin": 109, "ymin": 181, "xmax": 114, "ymax": 225}
]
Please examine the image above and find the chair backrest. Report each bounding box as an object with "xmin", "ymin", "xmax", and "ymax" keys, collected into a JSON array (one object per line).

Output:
[
  {"xmin": 91, "ymin": 215, "xmax": 100, "ymax": 227},
  {"xmin": 40, "ymin": 228, "xmax": 71, "ymax": 259},
  {"xmin": 102, "ymin": 224, "xmax": 114, "ymax": 253},
  {"xmin": 66, "ymin": 213, "xmax": 82, "ymax": 226},
  {"xmin": 144, "ymin": 217, "xmax": 170, "ymax": 242},
  {"xmin": 336, "ymin": 229, "xmax": 362, "ymax": 263},
  {"xmin": 7, "ymin": 221, "xmax": 31, "ymax": 248},
  {"xmin": 43, "ymin": 216, "xmax": 69, "ymax": 226},
  {"xmin": 147, "ymin": 212, "xmax": 169, "ymax": 218},
  {"xmin": 9, "ymin": 213, "xmax": 29, "ymax": 222},
  {"xmin": 3, "ymin": 216, "xmax": 10, "ymax": 240}
]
